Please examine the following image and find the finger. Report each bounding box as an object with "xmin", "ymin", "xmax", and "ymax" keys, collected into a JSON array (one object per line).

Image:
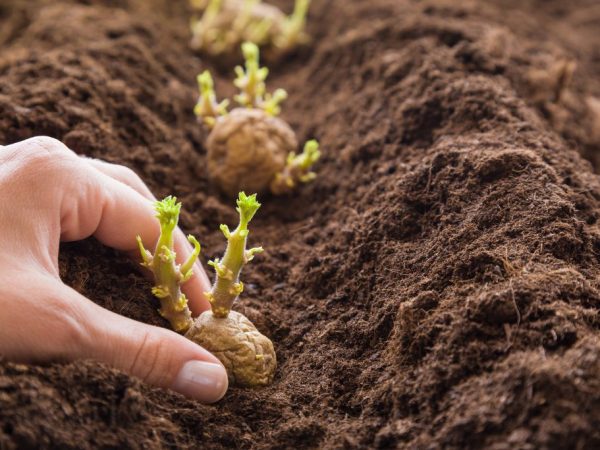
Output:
[
  {"xmin": 81, "ymin": 158, "xmax": 212, "ymax": 315},
  {"xmin": 82, "ymin": 158, "xmax": 154, "ymax": 199},
  {"xmin": 60, "ymin": 166, "xmax": 211, "ymax": 313},
  {"xmin": 0, "ymin": 273, "xmax": 228, "ymax": 403}
]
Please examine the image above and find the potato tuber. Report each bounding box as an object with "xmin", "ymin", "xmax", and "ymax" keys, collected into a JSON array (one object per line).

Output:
[
  {"xmin": 207, "ymin": 108, "xmax": 297, "ymax": 197},
  {"xmin": 185, "ymin": 192, "xmax": 276, "ymax": 387}
]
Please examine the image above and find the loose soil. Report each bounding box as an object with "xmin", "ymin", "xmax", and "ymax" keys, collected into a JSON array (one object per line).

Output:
[{"xmin": 1, "ymin": 0, "xmax": 600, "ymax": 448}]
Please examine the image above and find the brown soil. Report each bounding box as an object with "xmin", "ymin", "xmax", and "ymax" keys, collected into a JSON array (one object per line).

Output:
[{"xmin": 1, "ymin": 0, "xmax": 600, "ymax": 448}]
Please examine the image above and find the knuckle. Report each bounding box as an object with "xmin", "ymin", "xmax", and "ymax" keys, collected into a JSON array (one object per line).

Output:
[
  {"xmin": 27, "ymin": 136, "xmax": 69, "ymax": 154},
  {"xmin": 14, "ymin": 136, "xmax": 78, "ymax": 173},
  {"xmin": 117, "ymin": 165, "xmax": 144, "ymax": 186},
  {"xmin": 115, "ymin": 165, "xmax": 149, "ymax": 193},
  {"xmin": 89, "ymin": 160, "xmax": 150, "ymax": 197},
  {"xmin": 129, "ymin": 330, "xmax": 174, "ymax": 386},
  {"xmin": 56, "ymin": 307, "xmax": 90, "ymax": 358},
  {"xmin": 116, "ymin": 165, "xmax": 139, "ymax": 180},
  {"xmin": 37, "ymin": 291, "xmax": 91, "ymax": 360}
]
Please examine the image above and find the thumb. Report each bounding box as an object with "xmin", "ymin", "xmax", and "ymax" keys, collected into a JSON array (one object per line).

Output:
[{"xmin": 77, "ymin": 291, "xmax": 229, "ymax": 403}]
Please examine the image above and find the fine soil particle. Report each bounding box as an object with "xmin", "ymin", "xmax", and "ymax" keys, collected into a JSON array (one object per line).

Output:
[{"xmin": 1, "ymin": 0, "xmax": 600, "ymax": 449}]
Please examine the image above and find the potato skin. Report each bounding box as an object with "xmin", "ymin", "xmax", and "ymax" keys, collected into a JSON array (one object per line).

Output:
[
  {"xmin": 185, "ymin": 310, "xmax": 277, "ymax": 387},
  {"xmin": 207, "ymin": 108, "xmax": 298, "ymax": 197}
]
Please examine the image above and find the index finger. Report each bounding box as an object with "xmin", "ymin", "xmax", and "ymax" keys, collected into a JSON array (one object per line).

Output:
[
  {"xmin": 61, "ymin": 164, "xmax": 211, "ymax": 316},
  {"xmin": 82, "ymin": 158, "xmax": 212, "ymax": 315}
]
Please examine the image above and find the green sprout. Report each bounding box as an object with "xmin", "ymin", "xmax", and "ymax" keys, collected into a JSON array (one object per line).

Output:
[
  {"xmin": 205, "ymin": 192, "xmax": 263, "ymax": 318},
  {"xmin": 232, "ymin": 0, "xmax": 273, "ymax": 48},
  {"xmin": 191, "ymin": 0, "xmax": 273, "ymax": 55},
  {"xmin": 190, "ymin": 0, "xmax": 312, "ymax": 58},
  {"xmin": 234, "ymin": 42, "xmax": 269, "ymax": 108},
  {"xmin": 275, "ymin": 0, "xmax": 311, "ymax": 50},
  {"xmin": 270, "ymin": 139, "xmax": 321, "ymax": 194},
  {"xmin": 184, "ymin": 191, "xmax": 275, "ymax": 387},
  {"xmin": 190, "ymin": 0, "xmax": 225, "ymax": 53},
  {"xmin": 233, "ymin": 42, "xmax": 287, "ymax": 115},
  {"xmin": 137, "ymin": 197, "xmax": 201, "ymax": 333},
  {"xmin": 194, "ymin": 70, "xmax": 229, "ymax": 127},
  {"xmin": 261, "ymin": 88, "xmax": 288, "ymax": 116}
]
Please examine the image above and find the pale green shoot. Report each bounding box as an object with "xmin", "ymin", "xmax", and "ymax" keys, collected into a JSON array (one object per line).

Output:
[
  {"xmin": 205, "ymin": 192, "xmax": 263, "ymax": 318},
  {"xmin": 194, "ymin": 70, "xmax": 229, "ymax": 127},
  {"xmin": 234, "ymin": 42, "xmax": 269, "ymax": 108},
  {"xmin": 270, "ymin": 139, "xmax": 321, "ymax": 194},
  {"xmin": 137, "ymin": 197, "xmax": 201, "ymax": 333},
  {"xmin": 275, "ymin": 0, "xmax": 311, "ymax": 50}
]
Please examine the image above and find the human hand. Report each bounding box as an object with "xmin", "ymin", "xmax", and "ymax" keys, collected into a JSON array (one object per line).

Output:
[{"xmin": 0, "ymin": 137, "xmax": 228, "ymax": 403}]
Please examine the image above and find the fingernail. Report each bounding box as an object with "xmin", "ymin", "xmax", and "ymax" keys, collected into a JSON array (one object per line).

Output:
[{"xmin": 172, "ymin": 361, "xmax": 229, "ymax": 403}]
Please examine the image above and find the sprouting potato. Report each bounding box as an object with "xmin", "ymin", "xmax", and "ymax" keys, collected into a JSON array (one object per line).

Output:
[
  {"xmin": 138, "ymin": 193, "xmax": 276, "ymax": 388},
  {"xmin": 190, "ymin": 0, "xmax": 311, "ymax": 58},
  {"xmin": 194, "ymin": 42, "xmax": 320, "ymax": 196},
  {"xmin": 185, "ymin": 192, "xmax": 277, "ymax": 387}
]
